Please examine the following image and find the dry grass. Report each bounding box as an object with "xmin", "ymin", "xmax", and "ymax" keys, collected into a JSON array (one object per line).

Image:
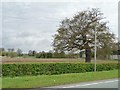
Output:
[
  {"xmin": 1, "ymin": 57, "xmax": 83, "ymax": 64},
  {"xmin": 1, "ymin": 56, "xmax": 118, "ymax": 64}
]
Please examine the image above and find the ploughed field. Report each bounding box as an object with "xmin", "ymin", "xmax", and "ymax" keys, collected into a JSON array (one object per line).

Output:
[{"xmin": 1, "ymin": 56, "xmax": 118, "ymax": 64}]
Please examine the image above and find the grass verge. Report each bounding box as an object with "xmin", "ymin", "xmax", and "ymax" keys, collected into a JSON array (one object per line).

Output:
[
  {"xmin": 0, "ymin": 77, "xmax": 1, "ymax": 89},
  {"xmin": 2, "ymin": 69, "xmax": 118, "ymax": 88}
]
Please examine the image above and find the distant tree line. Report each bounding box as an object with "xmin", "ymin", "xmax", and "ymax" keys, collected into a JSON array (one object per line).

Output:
[
  {"xmin": 0, "ymin": 48, "xmax": 79, "ymax": 58},
  {"xmin": 0, "ymin": 48, "xmax": 23, "ymax": 58},
  {"xmin": 28, "ymin": 50, "xmax": 79, "ymax": 58},
  {"xmin": 0, "ymin": 45, "xmax": 119, "ymax": 59}
]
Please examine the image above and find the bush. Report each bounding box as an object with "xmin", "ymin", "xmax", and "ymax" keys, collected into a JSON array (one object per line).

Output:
[
  {"xmin": 8, "ymin": 52, "xmax": 17, "ymax": 58},
  {"xmin": 35, "ymin": 52, "xmax": 53, "ymax": 58},
  {"xmin": 1, "ymin": 52, "xmax": 8, "ymax": 56},
  {"xmin": 35, "ymin": 52, "xmax": 79, "ymax": 58},
  {"xmin": 52, "ymin": 52, "xmax": 66, "ymax": 58},
  {"xmin": 2, "ymin": 63, "xmax": 118, "ymax": 77}
]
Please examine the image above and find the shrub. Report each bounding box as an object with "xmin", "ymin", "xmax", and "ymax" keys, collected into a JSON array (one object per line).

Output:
[
  {"xmin": 8, "ymin": 52, "xmax": 17, "ymax": 58},
  {"xmin": 2, "ymin": 63, "xmax": 118, "ymax": 77}
]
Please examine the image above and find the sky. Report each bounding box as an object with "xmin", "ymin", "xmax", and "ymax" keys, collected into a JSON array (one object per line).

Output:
[{"xmin": 1, "ymin": 0, "xmax": 119, "ymax": 53}]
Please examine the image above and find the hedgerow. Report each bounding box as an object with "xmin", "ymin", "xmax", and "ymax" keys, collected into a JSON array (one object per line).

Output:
[{"xmin": 2, "ymin": 63, "xmax": 118, "ymax": 77}]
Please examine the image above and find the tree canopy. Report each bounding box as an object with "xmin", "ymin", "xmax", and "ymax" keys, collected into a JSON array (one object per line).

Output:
[{"xmin": 53, "ymin": 8, "xmax": 115, "ymax": 62}]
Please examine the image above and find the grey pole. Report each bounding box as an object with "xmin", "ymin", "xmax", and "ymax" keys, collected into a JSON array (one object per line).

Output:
[{"xmin": 94, "ymin": 29, "xmax": 96, "ymax": 72}]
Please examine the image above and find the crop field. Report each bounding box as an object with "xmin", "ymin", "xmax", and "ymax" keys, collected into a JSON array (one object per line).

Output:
[{"xmin": 1, "ymin": 57, "xmax": 118, "ymax": 64}]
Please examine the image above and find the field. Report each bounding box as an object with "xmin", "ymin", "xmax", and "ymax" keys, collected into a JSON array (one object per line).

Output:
[
  {"xmin": 2, "ymin": 70, "xmax": 118, "ymax": 88},
  {"xmin": 1, "ymin": 56, "xmax": 119, "ymax": 88},
  {"xmin": 1, "ymin": 57, "xmax": 118, "ymax": 64}
]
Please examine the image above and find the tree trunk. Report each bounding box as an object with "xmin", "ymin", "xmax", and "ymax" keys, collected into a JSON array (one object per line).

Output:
[
  {"xmin": 85, "ymin": 48, "xmax": 91, "ymax": 62},
  {"xmin": 82, "ymin": 35, "xmax": 91, "ymax": 62}
]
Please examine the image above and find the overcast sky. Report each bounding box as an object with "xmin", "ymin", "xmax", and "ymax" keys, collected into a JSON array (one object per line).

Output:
[{"xmin": 1, "ymin": 0, "xmax": 119, "ymax": 53}]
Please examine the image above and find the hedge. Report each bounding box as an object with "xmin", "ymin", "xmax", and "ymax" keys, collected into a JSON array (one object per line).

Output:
[{"xmin": 2, "ymin": 63, "xmax": 118, "ymax": 77}]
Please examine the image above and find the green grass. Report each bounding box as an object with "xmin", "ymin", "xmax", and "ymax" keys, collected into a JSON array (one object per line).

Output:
[
  {"xmin": 2, "ymin": 69, "xmax": 118, "ymax": 88},
  {"xmin": 0, "ymin": 77, "xmax": 1, "ymax": 89}
]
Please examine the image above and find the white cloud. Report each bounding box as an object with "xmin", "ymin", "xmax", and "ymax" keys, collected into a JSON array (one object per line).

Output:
[{"xmin": 1, "ymin": 0, "xmax": 119, "ymax": 2}]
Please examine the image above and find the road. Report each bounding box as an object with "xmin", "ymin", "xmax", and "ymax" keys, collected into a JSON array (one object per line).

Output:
[
  {"xmin": 27, "ymin": 78, "xmax": 119, "ymax": 90},
  {"xmin": 49, "ymin": 78, "xmax": 119, "ymax": 88}
]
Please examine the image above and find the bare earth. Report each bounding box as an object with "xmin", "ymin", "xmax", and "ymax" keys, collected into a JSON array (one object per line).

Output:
[
  {"xmin": 1, "ymin": 57, "xmax": 84, "ymax": 64},
  {"xmin": 1, "ymin": 56, "xmax": 118, "ymax": 64}
]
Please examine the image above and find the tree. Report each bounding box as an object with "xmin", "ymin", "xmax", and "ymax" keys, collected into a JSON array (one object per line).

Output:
[
  {"xmin": 0, "ymin": 48, "xmax": 5, "ymax": 52},
  {"xmin": 32, "ymin": 50, "xmax": 36, "ymax": 56},
  {"xmin": 28, "ymin": 50, "xmax": 33, "ymax": 56},
  {"xmin": 53, "ymin": 8, "xmax": 115, "ymax": 62},
  {"xmin": 112, "ymin": 42, "xmax": 120, "ymax": 55},
  {"xmin": 9, "ymin": 52, "xmax": 17, "ymax": 58},
  {"xmin": 17, "ymin": 48, "xmax": 22, "ymax": 56},
  {"xmin": 7, "ymin": 48, "xmax": 14, "ymax": 52},
  {"xmin": 46, "ymin": 51, "xmax": 53, "ymax": 58},
  {"xmin": 40, "ymin": 51, "xmax": 46, "ymax": 58},
  {"xmin": 118, "ymin": 42, "xmax": 120, "ymax": 50},
  {"xmin": 0, "ymin": 48, "xmax": 5, "ymax": 56}
]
